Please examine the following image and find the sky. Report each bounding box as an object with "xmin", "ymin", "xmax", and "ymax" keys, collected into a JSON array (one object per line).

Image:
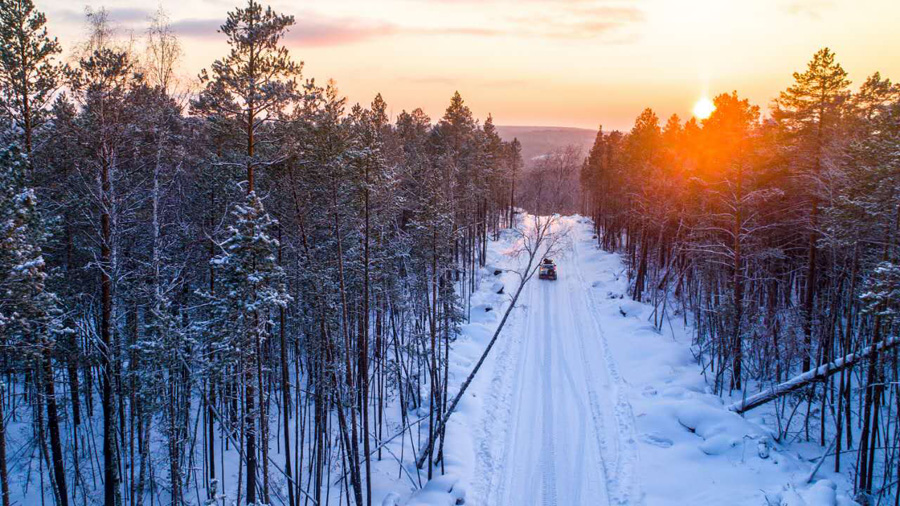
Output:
[{"xmin": 41, "ymin": 0, "xmax": 900, "ymax": 131}]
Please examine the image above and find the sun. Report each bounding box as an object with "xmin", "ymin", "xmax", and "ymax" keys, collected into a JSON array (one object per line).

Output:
[{"xmin": 693, "ymin": 97, "xmax": 716, "ymax": 119}]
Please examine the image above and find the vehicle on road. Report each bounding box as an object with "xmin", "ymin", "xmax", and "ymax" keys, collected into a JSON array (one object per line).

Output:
[{"xmin": 538, "ymin": 258, "xmax": 557, "ymax": 280}]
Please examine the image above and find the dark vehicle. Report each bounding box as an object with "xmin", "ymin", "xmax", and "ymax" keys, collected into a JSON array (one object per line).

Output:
[{"xmin": 538, "ymin": 258, "xmax": 557, "ymax": 280}]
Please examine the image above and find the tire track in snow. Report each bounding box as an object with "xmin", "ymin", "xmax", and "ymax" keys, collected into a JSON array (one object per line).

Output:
[
  {"xmin": 560, "ymin": 264, "xmax": 614, "ymax": 506},
  {"xmin": 483, "ymin": 278, "xmax": 538, "ymax": 505},
  {"xmin": 571, "ymin": 227, "xmax": 643, "ymax": 504},
  {"xmin": 515, "ymin": 280, "xmax": 543, "ymax": 504},
  {"xmin": 557, "ymin": 278, "xmax": 606, "ymax": 506},
  {"xmin": 540, "ymin": 280, "xmax": 559, "ymax": 506}
]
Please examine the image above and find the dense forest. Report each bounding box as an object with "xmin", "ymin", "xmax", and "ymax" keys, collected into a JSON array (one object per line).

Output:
[
  {"xmin": 0, "ymin": 1, "xmax": 524, "ymax": 505},
  {"xmin": 2, "ymin": 0, "xmax": 900, "ymax": 504},
  {"xmin": 581, "ymin": 49, "xmax": 900, "ymax": 502}
]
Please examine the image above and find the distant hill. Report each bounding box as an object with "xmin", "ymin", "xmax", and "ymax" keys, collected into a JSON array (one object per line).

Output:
[{"xmin": 495, "ymin": 126, "xmax": 597, "ymax": 167}]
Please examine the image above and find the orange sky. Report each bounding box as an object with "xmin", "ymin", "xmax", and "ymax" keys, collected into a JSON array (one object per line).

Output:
[{"xmin": 43, "ymin": 0, "xmax": 900, "ymax": 130}]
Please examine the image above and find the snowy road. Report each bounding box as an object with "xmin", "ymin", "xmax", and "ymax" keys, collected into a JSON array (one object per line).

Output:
[
  {"xmin": 473, "ymin": 219, "xmax": 640, "ymax": 505},
  {"xmin": 447, "ymin": 216, "xmax": 860, "ymax": 506}
]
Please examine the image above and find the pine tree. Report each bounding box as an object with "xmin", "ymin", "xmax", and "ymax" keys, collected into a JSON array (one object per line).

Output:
[
  {"xmin": 70, "ymin": 20, "xmax": 135, "ymax": 504},
  {"xmin": 195, "ymin": 4, "xmax": 303, "ymax": 502},
  {"xmin": 346, "ymin": 93, "xmax": 394, "ymax": 506},
  {"xmin": 774, "ymin": 47, "xmax": 851, "ymax": 371},
  {"xmin": 625, "ymin": 108, "xmax": 662, "ymax": 303},
  {"xmin": 0, "ymin": 0, "xmax": 63, "ymax": 169},
  {"xmin": 196, "ymin": 0, "xmax": 301, "ymax": 193},
  {"xmin": 507, "ymin": 138, "xmax": 522, "ymax": 228},
  {"xmin": 206, "ymin": 193, "xmax": 291, "ymax": 506}
]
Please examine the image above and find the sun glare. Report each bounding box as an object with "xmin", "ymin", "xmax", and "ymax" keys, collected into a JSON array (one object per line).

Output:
[{"xmin": 693, "ymin": 97, "xmax": 716, "ymax": 119}]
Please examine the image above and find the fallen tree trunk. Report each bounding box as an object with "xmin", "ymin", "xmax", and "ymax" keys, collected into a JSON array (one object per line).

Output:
[{"xmin": 728, "ymin": 337, "xmax": 900, "ymax": 414}]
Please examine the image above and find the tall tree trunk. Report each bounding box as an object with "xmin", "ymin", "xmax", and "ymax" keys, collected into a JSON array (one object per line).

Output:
[
  {"xmin": 257, "ymin": 326, "xmax": 270, "ymax": 505},
  {"xmin": 803, "ymin": 208, "xmax": 817, "ymax": 373},
  {"xmin": 101, "ymin": 154, "xmax": 119, "ymax": 506},
  {"xmin": 803, "ymin": 114, "xmax": 824, "ymax": 373},
  {"xmin": 732, "ymin": 170, "xmax": 744, "ymax": 391},
  {"xmin": 43, "ymin": 348, "xmax": 69, "ymax": 506},
  {"xmin": 279, "ymin": 304, "xmax": 295, "ymax": 506},
  {"xmin": 361, "ymin": 160, "xmax": 372, "ymax": 506},
  {"xmin": 332, "ymin": 179, "xmax": 363, "ymax": 506},
  {"xmin": 0, "ymin": 385, "xmax": 9, "ymax": 506},
  {"xmin": 427, "ymin": 226, "xmax": 440, "ymax": 479},
  {"xmin": 245, "ymin": 357, "xmax": 257, "ymax": 506},
  {"xmin": 168, "ymin": 377, "xmax": 182, "ymax": 506},
  {"xmin": 277, "ymin": 226, "xmax": 295, "ymax": 506}
]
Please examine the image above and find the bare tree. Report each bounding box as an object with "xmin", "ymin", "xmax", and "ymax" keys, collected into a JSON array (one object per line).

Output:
[{"xmin": 519, "ymin": 145, "xmax": 583, "ymax": 215}]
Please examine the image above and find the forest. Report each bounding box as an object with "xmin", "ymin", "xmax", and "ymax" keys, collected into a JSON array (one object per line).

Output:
[
  {"xmin": 0, "ymin": 0, "xmax": 898, "ymax": 504},
  {"xmin": 0, "ymin": 1, "xmax": 524, "ymax": 505},
  {"xmin": 581, "ymin": 50, "xmax": 900, "ymax": 502}
]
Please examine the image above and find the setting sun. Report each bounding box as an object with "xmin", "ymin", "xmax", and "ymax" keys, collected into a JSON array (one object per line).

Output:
[{"xmin": 692, "ymin": 97, "xmax": 716, "ymax": 119}]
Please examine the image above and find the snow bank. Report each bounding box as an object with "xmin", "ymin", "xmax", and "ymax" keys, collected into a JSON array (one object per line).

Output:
[
  {"xmin": 568, "ymin": 218, "xmax": 857, "ymax": 505},
  {"xmin": 401, "ymin": 474, "xmax": 466, "ymax": 506}
]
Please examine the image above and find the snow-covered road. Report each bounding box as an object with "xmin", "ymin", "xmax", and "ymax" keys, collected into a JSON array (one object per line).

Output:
[
  {"xmin": 432, "ymin": 216, "xmax": 858, "ymax": 506},
  {"xmin": 473, "ymin": 219, "xmax": 640, "ymax": 505}
]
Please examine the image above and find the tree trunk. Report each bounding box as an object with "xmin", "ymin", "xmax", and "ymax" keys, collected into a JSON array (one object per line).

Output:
[
  {"xmin": 0, "ymin": 385, "xmax": 10, "ymax": 506},
  {"xmin": 362, "ymin": 162, "xmax": 372, "ymax": 506},
  {"xmin": 245, "ymin": 362, "xmax": 257, "ymax": 506},
  {"xmin": 728, "ymin": 336, "xmax": 899, "ymax": 414},
  {"xmin": 279, "ymin": 304, "xmax": 295, "ymax": 506},
  {"xmin": 732, "ymin": 216, "xmax": 743, "ymax": 391},
  {"xmin": 101, "ymin": 154, "xmax": 119, "ymax": 506},
  {"xmin": 43, "ymin": 349, "xmax": 69, "ymax": 506}
]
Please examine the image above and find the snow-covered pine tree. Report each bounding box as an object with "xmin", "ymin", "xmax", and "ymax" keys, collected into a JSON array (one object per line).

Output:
[
  {"xmin": 824, "ymin": 75, "xmax": 900, "ymax": 492},
  {"xmin": 67, "ymin": 15, "xmax": 140, "ymax": 504},
  {"xmin": 691, "ymin": 91, "xmax": 766, "ymax": 391},
  {"xmin": 507, "ymin": 137, "xmax": 522, "ymax": 229},
  {"xmin": 0, "ymin": 144, "xmax": 67, "ymax": 506},
  {"xmin": 622, "ymin": 108, "xmax": 663, "ymax": 303},
  {"xmin": 206, "ymin": 192, "xmax": 291, "ymax": 506}
]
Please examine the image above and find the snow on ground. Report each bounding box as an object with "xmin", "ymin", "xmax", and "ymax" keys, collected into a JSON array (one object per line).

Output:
[{"xmin": 403, "ymin": 215, "xmax": 859, "ymax": 505}]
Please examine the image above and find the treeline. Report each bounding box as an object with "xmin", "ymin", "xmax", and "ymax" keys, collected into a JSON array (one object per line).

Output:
[
  {"xmin": 581, "ymin": 49, "xmax": 900, "ymax": 502},
  {"xmin": 0, "ymin": 1, "xmax": 522, "ymax": 506}
]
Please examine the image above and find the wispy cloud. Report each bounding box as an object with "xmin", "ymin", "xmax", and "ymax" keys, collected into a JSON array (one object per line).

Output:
[
  {"xmin": 169, "ymin": 13, "xmax": 506, "ymax": 45},
  {"xmin": 403, "ymin": 76, "xmax": 530, "ymax": 87},
  {"xmin": 169, "ymin": 13, "xmax": 399, "ymax": 46},
  {"xmin": 507, "ymin": 4, "xmax": 644, "ymax": 40},
  {"xmin": 51, "ymin": 2, "xmax": 645, "ymax": 47},
  {"xmin": 781, "ymin": 0, "xmax": 833, "ymax": 19},
  {"xmin": 286, "ymin": 13, "xmax": 398, "ymax": 46},
  {"xmin": 168, "ymin": 18, "xmax": 220, "ymax": 37}
]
